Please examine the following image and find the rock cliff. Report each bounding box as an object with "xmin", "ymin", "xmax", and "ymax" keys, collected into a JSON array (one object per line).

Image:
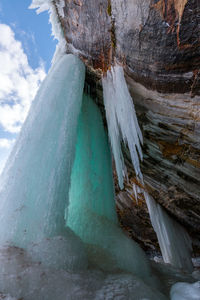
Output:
[{"xmin": 56, "ymin": 0, "xmax": 200, "ymax": 254}]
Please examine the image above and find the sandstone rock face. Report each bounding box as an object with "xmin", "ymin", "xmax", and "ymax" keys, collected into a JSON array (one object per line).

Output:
[{"xmin": 57, "ymin": 0, "xmax": 200, "ymax": 254}]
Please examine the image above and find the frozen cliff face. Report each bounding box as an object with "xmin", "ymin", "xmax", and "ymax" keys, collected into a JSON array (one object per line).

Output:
[{"xmin": 57, "ymin": 0, "xmax": 200, "ymax": 254}]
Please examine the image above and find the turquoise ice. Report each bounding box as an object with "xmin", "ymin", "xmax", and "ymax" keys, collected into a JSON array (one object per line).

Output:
[{"xmin": 67, "ymin": 94, "xmax": 151, "ymax": 279}]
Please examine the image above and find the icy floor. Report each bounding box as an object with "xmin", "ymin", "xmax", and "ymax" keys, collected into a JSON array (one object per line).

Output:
[{"xmin": 0, "ymin": 238, "xmax": 199, "ymax": 300}]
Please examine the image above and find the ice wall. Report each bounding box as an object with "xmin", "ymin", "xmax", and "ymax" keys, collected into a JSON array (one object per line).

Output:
[
  {"xmin": 67, "ymin": 94, "xmax": 151, "ymax": 279},
  {"xmin": 0, "ymin": 54, "xmax": 85, "ymax": 248},
  {"xmin": 102, "ymin": 64, "xmax": 193, "ymax": 272}
]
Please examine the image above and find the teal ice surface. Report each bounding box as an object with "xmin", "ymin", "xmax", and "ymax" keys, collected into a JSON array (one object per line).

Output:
[
  {"xmin": 67, "ymin": 94, "xmax": 151, "ymax": 280},
  {"xmin": 67, "ymin": 94, "xmax": 118, "ymax": 224}
]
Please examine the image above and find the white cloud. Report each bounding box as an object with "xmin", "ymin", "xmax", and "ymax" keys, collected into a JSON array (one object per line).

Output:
[
  {"xmin": 0, "ymin": 23, "xmax": 46, "ymax": 175},
  {"xmin": 0, "ymin": 138, "xmax": 15, "ymax": 149},
  {"xmin": 0, "ymin": 23, "xmax": 46, "ymax": 133}
]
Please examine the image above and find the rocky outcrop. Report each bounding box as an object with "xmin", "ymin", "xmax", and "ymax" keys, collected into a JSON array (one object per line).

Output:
[{"xmin": 57, "ymin": 0, "xmax": 200, "ymax": 254}]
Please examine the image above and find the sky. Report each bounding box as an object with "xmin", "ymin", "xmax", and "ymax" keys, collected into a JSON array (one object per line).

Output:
[{"xmin": 0, "ymin": 0, "xmax": 56, "ymax": 173}]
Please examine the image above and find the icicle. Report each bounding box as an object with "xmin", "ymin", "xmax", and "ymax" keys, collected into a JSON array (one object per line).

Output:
[
  {"xmin": 102, "ymin": 65, "xmax": 143, "ymax": 189},
  {"xmin": 144, "ymin": 192, "xmax": 193, "ymax": 272},
  {"xmin": 67, "ymin": 94, "xmax": 151, "ymax": 279},
  {"xmin": 0, "ymin": 54, "xmax": 85, "ymax": 248},
  {"xmin": 102, "ymin": 63, "xmax": 193, "ymax": 272}
]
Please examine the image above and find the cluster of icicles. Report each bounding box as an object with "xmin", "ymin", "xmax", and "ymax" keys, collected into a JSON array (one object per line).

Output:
[{"xmin": 0, "ymin": 54, "xmax": 199, "ymax": 300}]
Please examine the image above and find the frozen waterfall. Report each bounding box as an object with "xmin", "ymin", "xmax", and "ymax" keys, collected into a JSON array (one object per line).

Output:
[
  {"xmin": 102, "ymin": 64, "xmax": 193, "ymax": 272},
  {"xmin": 0, "ymin": 47, "xmax": 197, "ymax": 299},
  {"xmin": 0, "ymin": 55, "xmax": 170, "ymax": 299},
  {"xmin": 0, "ymin": 54, "xmax": 85, "ymax": 247}
]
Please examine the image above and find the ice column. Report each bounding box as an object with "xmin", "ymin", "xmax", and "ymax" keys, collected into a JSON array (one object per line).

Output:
[
  {"xmin": 67, "ymin": 94, "xmax": 151, "ymax": 279},
  {"xmin": 103, "ymin": 64, "xmax": 193, "ymax": 272},
  {"xmin": 0, "ymin": 54, "xmax": 85, "ymax": 248}
]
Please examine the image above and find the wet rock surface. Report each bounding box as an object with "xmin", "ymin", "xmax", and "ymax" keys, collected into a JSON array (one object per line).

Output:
[{"xmin": 57, "ymin": 0, "xmax": 200, "ymax": 254}]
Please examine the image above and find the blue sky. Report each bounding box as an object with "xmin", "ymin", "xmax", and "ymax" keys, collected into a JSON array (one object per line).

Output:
[
  {"xmin": 0, "ymin": 0, "xmax": 56, "ymax": 173},
  {"xmin": 0, "ymin": 0, "xmax": 56, "ymax": 70}
]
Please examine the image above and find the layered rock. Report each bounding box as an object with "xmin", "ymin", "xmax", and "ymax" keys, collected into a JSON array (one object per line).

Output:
[{"xmin": 56, "ymin": 0, "xmax": 200, "ymax": 254}]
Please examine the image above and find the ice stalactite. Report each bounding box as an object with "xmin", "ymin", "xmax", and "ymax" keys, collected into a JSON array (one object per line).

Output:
[
  {"xmin": 102, "ymin": 64, "xmax": 193, "ymax": 272},
  {"xmin": 0, "ymin": 54, "xmax": 85, "ymax": 248},
  {"xmin": 67, "ymin": 94, "xmax": 151, "ymax": 279},
  {"xmin": 102, "ymin": 65, "xmax": 143, "ymax": 189},
  {"xmin": 145, "ymin": 193, "xmax": 193, "ymax": 272}
]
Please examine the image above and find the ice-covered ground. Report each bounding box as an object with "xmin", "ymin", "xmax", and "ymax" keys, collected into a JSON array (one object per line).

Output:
[
  {"xmin": 0, "ymin": 240, "xmax": 199, "ymax": 300},
  {"xmin": 0, "ymin": 240, "xmax": 162, "ymax": 300}
]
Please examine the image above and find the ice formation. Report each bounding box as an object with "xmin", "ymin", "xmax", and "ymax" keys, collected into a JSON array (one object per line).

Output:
[
  {"xmin": 0, "ymin": 52, "xmax": 195, "ymax": 300},
  {"xmin": 0, "ymin": 89, "xmax": 168, "ymax": 299},
  {"xmin": 0, "ymin": 54, "xmax": 85, "ymax": 247},
  {"xmin": 28, "ymin": 234, "xmax": 88, "ymax": 272},
  {"xmin": 170, "ymin": 281, "xmax": 200, "ymax": 300},
  {"xmin": 0, "ymin": 65, "xmax": 169, "ymax": 298},
  {"xmin": 67, "ymin": 94, "xmax": 151, "ymax": 279},
  {"xmin": 102, "ymin": 65, "xmax": 143, "ymax": 189},
  {"xmin": 145, "ymin": 192, "xmax": 193, "ymax": 272},
  {"xmin": 103, "ymin": 64, "xmax": 193, "ymax": 272}
]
